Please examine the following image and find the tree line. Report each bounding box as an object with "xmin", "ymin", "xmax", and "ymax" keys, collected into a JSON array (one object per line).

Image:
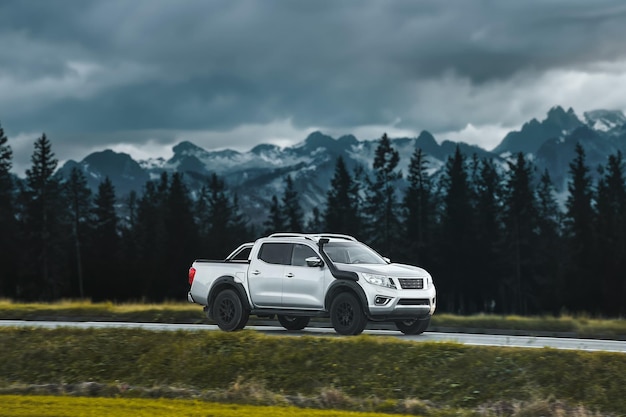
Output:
[{"xmin": 1, "ymin": 125, "xmax": 625, "ymax": 317}]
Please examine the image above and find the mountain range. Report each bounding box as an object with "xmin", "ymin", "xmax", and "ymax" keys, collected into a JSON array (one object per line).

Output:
[{"xmin": 57, "ymin": 106, "xmax": 626, "ymax": 224}]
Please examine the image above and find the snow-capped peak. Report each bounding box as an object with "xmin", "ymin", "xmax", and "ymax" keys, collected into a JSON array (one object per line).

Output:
[{"xmin": 583, "ymin": 109, "xmax": 626, "ymax": 132}]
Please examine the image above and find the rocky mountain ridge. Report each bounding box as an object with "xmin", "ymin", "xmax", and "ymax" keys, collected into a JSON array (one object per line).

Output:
[{"xmin": 56, "ymin": 106, "xmax": 626, "ymax": 223}]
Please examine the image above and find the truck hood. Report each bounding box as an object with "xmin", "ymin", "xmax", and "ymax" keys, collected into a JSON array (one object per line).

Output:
[{"xmin": 338, "ymin": 263, "xmax": 430, "ymax": 278}]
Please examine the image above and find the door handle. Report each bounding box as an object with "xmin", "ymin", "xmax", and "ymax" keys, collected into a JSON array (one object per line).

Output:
[
  {"xmin": 285, "ymin": 273, "xmax": 294, "ymax": 278},
  {"xmin": 251, "ymin": 270, "xmax": 261, "ymax": 275}
]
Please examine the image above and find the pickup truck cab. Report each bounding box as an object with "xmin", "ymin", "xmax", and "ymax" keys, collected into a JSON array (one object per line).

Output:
[{"xmin": 187, "ymin": 233, "xmax": 436, "ymax": 335}]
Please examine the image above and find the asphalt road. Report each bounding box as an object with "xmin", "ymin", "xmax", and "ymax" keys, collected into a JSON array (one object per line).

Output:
[{"xmin": 2, "ymin": 320, "xmax": 626, "ymax": 353}]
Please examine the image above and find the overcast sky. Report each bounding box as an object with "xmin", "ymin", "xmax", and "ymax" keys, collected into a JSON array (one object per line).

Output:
[{"xmin": 3, "ymin": 0, "xmax": 626, "ymax": 175}]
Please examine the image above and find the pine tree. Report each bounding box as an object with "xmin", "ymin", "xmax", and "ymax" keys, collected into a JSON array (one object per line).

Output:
[
  {"xmin": 472, "ymin": 158, "xmax": 504, "ymax": 312},
  {"xmin": 89, "ymin": 177, "xmax": 119, "ymax": 300},
  {"xmin": 536, "ymin": 170, "xmax": 561, "ymax": 239},
  {"xmin": 401, "ymin": 147, "xmax": 433, "ymax": 266},
  {"xmin": 22, "ymin": 134, "xmax": 69, "ymax": 299},
  {"xmin": 263, "ymin": 195, "xmax": 286, "ymax": 235},
  {"xmin": 502, "ymin": 153, "xmax": 539, "ymax": 314},
  {"xmin": 120, "ymin": 190, "xmax": 138, "ymax": 231},
  {"xmin": 64, "ymin": 167, "xmax": 92, "ymax": 298},
  {"xmin": 281, "ymin": 175, "xmax": 303, "ymax": 232},
  {"xmin": 195, "ymin": 174, "xmax": 253, "ymax": 259},
  {"xmin": 134, "ymin": 179, "xmax": 169, "ymax": 300},
  {"xmin": 438, "ymin": 146, "xmax": 473, "ymax": 313},
  {"xmin": 229, "ymin": 194, "xmax": 252, "ymax": 242},
  {"xmin": 306, "ymin": 207, "xmax": 324, "ymax": 232},
  {"xmin": 533, "ymin": 170, "xmax": 564, "ymax": 313},
  {"xmin": 119, "ymin": 190, "xmax": 140, "ymax": 299},
  {"xmin": 349, "ymin": 164, "xmax": 368, "ymax": 241},
  {"xmin": 564, "ymin": 143, "xmax": 596, "ymax": 312},
  {"xmin": 595, "ymin": 152, "xmax": 626, "ymax": 315},
  {"xmin": 195, "ymin": 184, "xmax": 211, "ymax": 245},
  {"xmin": 93, "ymin": 178, "xmax": 118, "ymax": 246},
  {"xmin": 199, "ymin": 173, "xmax": 234, "ymax": 257},
  {"xmin": 0, "ymin": 123, "xmax": 18, "ymax": 297},
  {"xmin": 324, "ymin": 156, "xmax": 361, "ymax": 236},
  {"xmin": 165, "ymin": 172, "xmax": 198, "ymax": 298},
  {"xmin": 364, "ymin": 133, "xmax": 402, "ymax": 255},
  {"xmin": 0, "ymin": 125, "xmax": 11, "ymax": 193}
]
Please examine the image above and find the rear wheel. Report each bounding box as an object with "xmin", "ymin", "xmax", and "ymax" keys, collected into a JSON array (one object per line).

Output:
[
  {"xmin": 395, "ymin": 316, "xmax": 430, "ymax": 335},
  {"xmin": 213, "ymin": 289, "xmax": 249, "ymax": 331},
  {"xmin": 330, "ymin": 292, "xmax": 367, "ymax": 335},
  {"xmin": 277, "ymin": 315, "xmax": 310, "ymax": 331}
]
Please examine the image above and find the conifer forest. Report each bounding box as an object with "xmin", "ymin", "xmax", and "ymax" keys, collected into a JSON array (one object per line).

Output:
[{"xmin": 1, "ymin": 125, "xmax": 625, "ymax": 317}]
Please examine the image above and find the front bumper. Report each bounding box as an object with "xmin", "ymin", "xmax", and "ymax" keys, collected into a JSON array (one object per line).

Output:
[{"xmin": 365, "ymin": 286, "xmax": 437, "ymax": 321}]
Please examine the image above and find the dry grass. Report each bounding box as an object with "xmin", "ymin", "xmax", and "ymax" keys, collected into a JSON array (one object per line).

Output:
[
  {"xmin": 0, "ymin": 394, "xmax": 417, "ymax": 417},
  {"xmin": 0, "ymin": 387, "xmax": 614, "ymax": 417},
  {"xmin": 0, "ymin": 299, "xmax": 205, "ymax": 323}
]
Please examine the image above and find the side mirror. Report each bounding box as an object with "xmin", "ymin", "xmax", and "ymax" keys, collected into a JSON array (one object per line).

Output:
[
  {"xmin": 383, "ymin": 257, "xmax": 391, "ymax": 264},
  {"xmin": 305, "ymin": 256, "xmax": 324, "ymax": 267}
]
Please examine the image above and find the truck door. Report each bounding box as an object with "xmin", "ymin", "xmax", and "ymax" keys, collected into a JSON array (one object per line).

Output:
[
  {"xmin": 282, "ymin": 243, "xmax": 326, "ymax": 309},
  {"xmin": 248, "ymin": 242, "xmax": 292, "ymax": 307}
]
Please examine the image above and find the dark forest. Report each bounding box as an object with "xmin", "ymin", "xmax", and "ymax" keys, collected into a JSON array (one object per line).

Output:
[{"xmin": 1, "ymin": 125, "xmax": 624, "ymax": 317}]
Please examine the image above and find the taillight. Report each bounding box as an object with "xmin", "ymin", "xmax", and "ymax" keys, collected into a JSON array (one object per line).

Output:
[{"xmin": 188, "ymin": 267, "xmax": 196, "ymax": 285}]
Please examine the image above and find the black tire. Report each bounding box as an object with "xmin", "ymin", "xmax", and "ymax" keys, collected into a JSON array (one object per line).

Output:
[
  {"xmin": 277, "ymin": 315, "xmax": 310, "ymax": 331},
  {"xmin": 395, "ymin": 316, "xmax": 430, "ymax": 335},
  {"xmin": 330, "ymin": 292, "xmax": 367, "ymax": 335},
  {"xmin": 213, "ymin": 289, "xmax": 249, "ymax": 331}
]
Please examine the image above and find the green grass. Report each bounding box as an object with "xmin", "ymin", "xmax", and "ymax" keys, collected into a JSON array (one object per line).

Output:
[{"xmin": 0, "ymin": 328, "xmax": 624, "ymax": 416}]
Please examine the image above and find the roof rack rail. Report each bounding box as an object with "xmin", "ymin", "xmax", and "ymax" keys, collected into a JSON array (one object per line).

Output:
[
  {"xmin": 267, "ymin": 233, "xmax": 357, "ymax": 242},
  {"xmin": 267, "ymin": 233, "xmax": 314, "ymax": 240},
  {"xmin": 314, "ymin": 233, "xmax": 357, "ymax": 241}
]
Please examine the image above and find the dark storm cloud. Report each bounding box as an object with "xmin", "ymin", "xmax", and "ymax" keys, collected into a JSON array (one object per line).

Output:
[{"xmin": 2, "ymin": 0, "xmax": 626, "ymax": 167}]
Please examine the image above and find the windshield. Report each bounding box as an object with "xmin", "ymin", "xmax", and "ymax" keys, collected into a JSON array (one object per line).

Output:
[{"xmin": 323, "ymin": 241, "xmax": 388, "ymax": 265}]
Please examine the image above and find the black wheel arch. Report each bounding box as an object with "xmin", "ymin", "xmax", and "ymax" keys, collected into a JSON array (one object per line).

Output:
[
  {"xmin": 207, "ymin": 276, "xmax": 250, "ymax": 320},
  {"xmin": 325, "ymin": 280, "xmax": 370, "ymax": 316}
]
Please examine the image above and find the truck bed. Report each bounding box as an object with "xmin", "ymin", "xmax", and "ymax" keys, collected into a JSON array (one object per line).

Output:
[{"xmin": 188, "ymin": 260, "xmax": 249, "ymax": 305}]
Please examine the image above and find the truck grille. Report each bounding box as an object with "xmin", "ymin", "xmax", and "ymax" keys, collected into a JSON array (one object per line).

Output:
[{"xmin": 398, "ymin": 278, "xmax": 424, "ymax": 289}]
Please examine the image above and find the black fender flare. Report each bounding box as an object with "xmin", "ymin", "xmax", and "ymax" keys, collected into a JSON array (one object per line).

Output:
[
  {"xmin": 207, "ymin": 276, "xmax": 250, "ymax": 319},
  {"xmin": 324, "ymin": 280, "xmax": 371, "ymax": 316}
]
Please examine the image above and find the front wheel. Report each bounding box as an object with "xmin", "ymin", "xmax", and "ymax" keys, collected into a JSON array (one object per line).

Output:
[
  {"xmin": 395, "ymin": 316, "xmax": 430, "ymax": 335},
  {"xmin": 277, "ymin": 315, "xmax": 310, "ymax": 331},
  {"xmin": 330, "ymin": 292, "xmax": 367, "ymax": 335},
  {"xmin": 213, "ymin": 289, "xmax": 249, "ymax": 331}
]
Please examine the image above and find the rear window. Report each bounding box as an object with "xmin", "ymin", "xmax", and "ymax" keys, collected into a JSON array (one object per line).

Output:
[
  {"xmin": 258, "ymin": 243, "xmax": 292, "ymax": 265},
  {"xmin": 230, "ymin": 246, "xmax": 251, "ymax": 261}
]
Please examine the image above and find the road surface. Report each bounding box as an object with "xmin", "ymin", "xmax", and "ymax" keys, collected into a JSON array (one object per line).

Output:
[{"xmin": 2, "ymin": 320, "xmax": 625, "ymax": 353}]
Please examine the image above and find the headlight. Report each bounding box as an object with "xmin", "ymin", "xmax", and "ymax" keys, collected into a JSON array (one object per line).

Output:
[
  {"xmin": 362, "ymin": 273, "xmax": 396, "ymax": 289},
  {"xmin": 427, "ymin": 274, "xmax": 434, "ymax": 288}
]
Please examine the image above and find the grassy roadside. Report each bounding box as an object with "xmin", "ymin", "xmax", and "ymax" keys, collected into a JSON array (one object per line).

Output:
[
  {"xmin": 0, "ymin": 299, "xmax": 204, "ymax": 324},
  {"xmin": 1, "ymin": 328, "xmax": 625, "ymax": 416},
  {"xmin": 1, "ymin": 299, "xmax": 625, "ymax": 339}
]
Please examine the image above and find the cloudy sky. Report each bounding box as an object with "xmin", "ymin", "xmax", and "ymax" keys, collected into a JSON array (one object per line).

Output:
[{"xmin": 3, "ymin": 0, "xmax": 626, "ymax": 175}]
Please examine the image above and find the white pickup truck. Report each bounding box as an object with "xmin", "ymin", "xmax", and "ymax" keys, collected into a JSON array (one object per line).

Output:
[{"xmin": 187, "ymin": 233, "xmax": 436, "ymax": 335}]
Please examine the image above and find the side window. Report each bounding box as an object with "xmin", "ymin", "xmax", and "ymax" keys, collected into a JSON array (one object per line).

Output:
[
  {"xmin": 291, "ymin": 244, "xmax": 318, "ymax": 266},
  {"xmin": 258, "ymin": 243, "xmax": 293, "ymax": 265},
  {"xmin": 231, "ymin": 246, "xmax": 252, "ymax": 261}
]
